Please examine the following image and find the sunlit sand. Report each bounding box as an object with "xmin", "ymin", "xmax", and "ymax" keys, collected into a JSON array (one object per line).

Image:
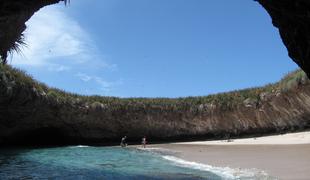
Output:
[
  {"xmin": 172, "ymin": 131, "xmax": 310, "ymax": 145},
  {"xmin": 148, "ymin": 131, "xmax": 310, "ymax": 180}
]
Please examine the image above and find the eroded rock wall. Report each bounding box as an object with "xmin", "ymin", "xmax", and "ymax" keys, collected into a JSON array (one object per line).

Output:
[
  {"xmin": 1, "ymin": 68, "xmax": 310, "ymax": 145},
  {"xmin": 1, "ymin": 0, "xmax": 310, "ymax": 145}
]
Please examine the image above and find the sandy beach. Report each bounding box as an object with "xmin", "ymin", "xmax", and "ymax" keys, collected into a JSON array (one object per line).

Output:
[{"xmin": 149, "ymin": 131, "xmax": 310, "ymax": 180}]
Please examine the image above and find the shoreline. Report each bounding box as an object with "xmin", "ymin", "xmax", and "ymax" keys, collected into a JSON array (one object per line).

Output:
[
  {"xmin": 172, "ymin": 131, "xmax": 310, "ymax": 145},
  {"xmin": 146, "ymin": 131, "xmax": 310, "ymax": 180}
]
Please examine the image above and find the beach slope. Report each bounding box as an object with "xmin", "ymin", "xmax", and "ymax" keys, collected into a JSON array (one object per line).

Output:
[{"xmin": 153, "ymin": 131, "xmax": 310, "ymax": 180}]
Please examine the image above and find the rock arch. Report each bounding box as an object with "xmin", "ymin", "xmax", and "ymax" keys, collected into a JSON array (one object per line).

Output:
[{"xmin": 1, "ymin": 0, "xmax": 309, "ymax": 76}]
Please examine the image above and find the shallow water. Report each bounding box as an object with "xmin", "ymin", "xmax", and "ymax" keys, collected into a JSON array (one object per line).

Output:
[{"xmin": 0, "ymin": 146, "xmax": 274, "ymax": 179}]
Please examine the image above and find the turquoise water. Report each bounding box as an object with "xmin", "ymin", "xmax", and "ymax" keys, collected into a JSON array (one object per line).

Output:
[{"xmin": 0, "ymin": 146, "xmax": 274, "ymax": 179}]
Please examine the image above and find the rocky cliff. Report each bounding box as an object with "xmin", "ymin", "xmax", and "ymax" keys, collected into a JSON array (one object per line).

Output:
[
  {"xmin": 1, "ymin": 0, "xmax": 310, "ymax": 145},
  {"xmin": 0, "ymin": 65, "xmax": 309, "ymax": 145}
]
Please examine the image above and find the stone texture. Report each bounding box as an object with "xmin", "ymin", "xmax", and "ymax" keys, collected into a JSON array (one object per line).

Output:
[
  {"xmin": 1, "ymin": 0, "xmax": 310, "ymax": 145},
  {"xmin": 0, "ymin": 68, "xmax": 310, "ymax": 145}
]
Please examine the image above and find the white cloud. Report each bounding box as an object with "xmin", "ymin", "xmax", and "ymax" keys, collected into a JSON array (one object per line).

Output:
[
  {"xmin": 8, "ymin": 4, "xmax": 122, "ymax": 96},
  {"xmin": 47, "ymin": 64, "xmax": 71, "ymax": 72},
  {"xmin": 11, "ymin": 5, "xmax": 89, "ymax": 66},
  {"xmin": 76, "ymin": 73, "xmax": 123, "ymax": 93},
  {"xmin": 76, "ymin": 73, "xmax": 92, "ymax": 82},
  {"xmin": 10, "ymin": 4, "xmax": 116, "ymax": 71}
]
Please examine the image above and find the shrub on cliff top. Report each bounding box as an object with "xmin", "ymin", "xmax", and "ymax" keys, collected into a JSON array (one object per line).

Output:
[
  {"xmin": 278, "ymin": 70, "xmax": 307, "ymax": 92},
  {"xmin": 0, "ymin": 64, "xmax": 308, "ymax": 111}
]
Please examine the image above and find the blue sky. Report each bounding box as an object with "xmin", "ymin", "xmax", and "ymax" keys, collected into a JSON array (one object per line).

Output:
[{"xmin": 11, "ymin": 0, "xmax": 298, "ymax": 97}]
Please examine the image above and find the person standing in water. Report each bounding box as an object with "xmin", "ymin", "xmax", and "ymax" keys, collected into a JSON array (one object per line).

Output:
[
  {"xmin": 141, "ymin": 136, "xmax": 147, "ymax": 148},
  {"xmin": 120, "ymin": 136, "xmax": 127, "ymax": 147}
]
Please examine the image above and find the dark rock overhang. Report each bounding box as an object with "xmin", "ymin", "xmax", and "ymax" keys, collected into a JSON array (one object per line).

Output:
[
  {"xmin": 0, "ymin": 0, "xmax": 65, "ymax": 63},
  {"xmin": 257, "ymin": 0, "xmax": 310, "ymax": 77},
  {"xmin": 0, "ymin": 0, "xmax": 310, "ymax": 78}
]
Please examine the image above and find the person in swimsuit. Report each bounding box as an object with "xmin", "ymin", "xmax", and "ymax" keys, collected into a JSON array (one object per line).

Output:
[
  {"xmin": 141, "ymin": 136, "xmax": 147, "ymax": 148},
  {"xmin": 120, "ymin": 136, "xmax": 127, "ymax": 147}
]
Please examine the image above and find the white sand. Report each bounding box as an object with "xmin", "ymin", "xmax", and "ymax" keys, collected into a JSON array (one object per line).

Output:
[
  {"xmin": 155, "ymin": 144, "xmax": 310, "ymax": 180},
  {"xmin": 150, "ymin": 131, "xmax": 310, "ymax": 180},
  {"xmin": 172, "ymin": 131, "xmax": 310, "ymax": 145}
]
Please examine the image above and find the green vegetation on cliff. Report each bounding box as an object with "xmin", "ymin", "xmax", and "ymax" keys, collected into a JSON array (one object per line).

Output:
[{"xmin": 0, "ymin": 64, "xmax": 308, "ymax": 112}]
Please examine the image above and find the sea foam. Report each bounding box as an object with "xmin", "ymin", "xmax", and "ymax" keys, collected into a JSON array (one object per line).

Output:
[
  {"xmin": 69, "ymin": 145, "xmax": 90, "ymax": 148},
  {"xmin": 162, "ymin": 155, "xmax": 272, "ymax": 179}
]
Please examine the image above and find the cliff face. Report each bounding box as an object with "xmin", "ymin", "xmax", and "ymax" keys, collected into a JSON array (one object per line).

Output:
[
  {"xmin": 0, "ymin": 0, "xmax": 65, "ymax": 63},
  {"xmin": 258, "ymin": 0, "xmax": 310, "ymax": 77},
  {"xmin": 1, "ymin": 0, "xmax": 310, "ymax": 145},
  {"xmin": 0, "ymin": 66, "xmax": 309, "ymax": 145}
]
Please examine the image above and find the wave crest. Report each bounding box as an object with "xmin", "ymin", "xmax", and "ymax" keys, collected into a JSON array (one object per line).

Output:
[{"xmin": 162, "ymin": 155, "xmax": 273, "ymax": 179}]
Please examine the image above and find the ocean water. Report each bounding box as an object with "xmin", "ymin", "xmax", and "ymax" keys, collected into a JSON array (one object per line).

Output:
[{"xmin": 0, "ymin": 146, "xmax": 275, "ymax": 180}]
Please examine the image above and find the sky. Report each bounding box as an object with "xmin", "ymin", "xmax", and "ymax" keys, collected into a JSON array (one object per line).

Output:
[{"xmin": 10, "ymin": 0, "xmax": 298, "ymax": 98}]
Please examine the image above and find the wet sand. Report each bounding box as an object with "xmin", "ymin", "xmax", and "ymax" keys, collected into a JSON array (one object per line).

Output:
[{"xmin": 145, "ymin": 132, "xmax": 310, "ymax": 180}]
